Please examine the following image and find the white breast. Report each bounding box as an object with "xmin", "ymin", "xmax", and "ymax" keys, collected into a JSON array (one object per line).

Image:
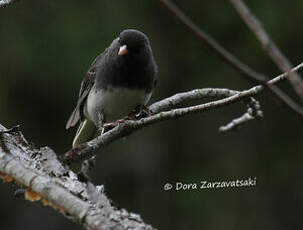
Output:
[{"xmin": 87, "ymin": 85, "xmax": 151, "ymax": 127}]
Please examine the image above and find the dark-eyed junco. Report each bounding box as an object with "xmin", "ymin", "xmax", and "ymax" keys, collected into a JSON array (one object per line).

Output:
[{"xmin": 66, "ymin": 29, "xmax": 158, "ymax": 147}]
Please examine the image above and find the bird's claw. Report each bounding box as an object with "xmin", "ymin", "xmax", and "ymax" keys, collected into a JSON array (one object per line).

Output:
[
  {"xmin": 102, "ymin": 106, "xmax": 150, "ymax": 133},
  {"xmin": 131, "ymin": 105, "xmax": 151, "ymax": 119},
  {"xmin": 103, "ymin": 119, "xmax": 126, "ymax": 131}
]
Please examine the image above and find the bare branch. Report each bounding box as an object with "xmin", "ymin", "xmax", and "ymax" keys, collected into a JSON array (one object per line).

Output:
[
  {"xmin": 61, "ymin": 62, "xmax": 303, "ymax": 163},
  {"xmin": 229, "ymin": 0, "xmax": 303, "ymax": 100},
  {"xmin": 0, "ymin": 0, "xmax": 19, "ymax": 8},
  {"xmin": 268, "ymin": 62, "xmax": 303, "ymax": 85},
  {"xmin": 219, "ymin": 98, "xmax": 263, "ymax": 133},
  {"xmin": 149, "ymin": 88, "xmax": 240, "ymax": 113},
  {"xmin": 0, "ymin": 124, "xmax": 155, "ymax": 230},
  {"xmin": 159, "ymin": 0, "xmax": 303, "ymax": 118},
  {"xmin": 219, "ymin": 112, "xmax": 255, "ymax": 133},
  {"xmin": 61, "ymin": 87, "xmax": 261, "ymax": 163},
  {"xmin": 159, "ymin": 0, "xmax": 264, "ymax": 83}
]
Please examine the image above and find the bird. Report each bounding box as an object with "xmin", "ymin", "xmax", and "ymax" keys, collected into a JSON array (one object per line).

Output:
[{"xmin": 66, "ymin": 29, "xmax": 158, "ymax": 148}]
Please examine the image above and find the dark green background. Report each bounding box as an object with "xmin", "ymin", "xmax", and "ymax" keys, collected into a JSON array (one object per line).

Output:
[{"xmin": 1, "ymin": 0, "xmax": 302, "ymax": 229}]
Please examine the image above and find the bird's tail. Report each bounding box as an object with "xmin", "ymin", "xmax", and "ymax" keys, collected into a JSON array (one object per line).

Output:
[{"xmin": 72, "ymin": 119, "xmax": 97, "ymax": 148}]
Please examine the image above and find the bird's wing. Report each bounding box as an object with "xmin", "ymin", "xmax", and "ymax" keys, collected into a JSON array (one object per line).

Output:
[{"xmin": 65, "ymin": 50, "xmax": 107, "ymax": 130}]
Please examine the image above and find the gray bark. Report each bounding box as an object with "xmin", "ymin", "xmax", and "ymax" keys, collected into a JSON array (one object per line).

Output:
[{"xmin": 0, "ymin": 124, "xmax": 155, "ymax": 230}]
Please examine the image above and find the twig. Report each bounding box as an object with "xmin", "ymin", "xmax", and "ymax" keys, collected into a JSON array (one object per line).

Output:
[
  {"xmin": 219, "ymin": 112, "xmax": 255, "ymax": 133},
  {"xmin": 0, "ymin": 125, "xmax": 20, "ymax": 134},
  {"xmin": 63, "ymin": 86, "xmax": 261, "ymax": 163},
  {"xmin": 247, "ymin": 98, "xmax": 263, "ymax": 119},
  {"xmin": 219, "ymin": 98, "xmax": 263, "ymax": 133},
  {"xmin": 149, "ymin": 88, "xmax": 240, "ymax": 113},
  {"xmin": 229, "ymin": 0, "xmax": 303, "ymax": 100},
  {"xmin": 159, "ymin": 0, "xmax": 264, "ymax": 83},
  {"xmin": 151, "ymin": 88, "xmax": 263, "ymax": 133},
  {"xmin": 268, "ymin": 62, "xmax": 303, "ymax": 85},
  {"xmin": 159, "ymin": 0, "xmax": 303, "ymax": 118},
  {"xmin": 61, "ymin": 62, "xmax": 303, "ymax": 163},
  {"xmin": 63, "ymin": 86, "xmax": 259, "ymax": 163},
  {"xmin": 0, "ymin": 0, "xmax": 19, "ymax": 8},
  {"xmin": 61, "ymin": 87, "xmax": 259, "ymax": 163}
]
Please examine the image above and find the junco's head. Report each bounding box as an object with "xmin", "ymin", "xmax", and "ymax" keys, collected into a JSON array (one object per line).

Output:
[{"xmin": 117, "ymin": 29, "xmax": 151, "ymax": 60}]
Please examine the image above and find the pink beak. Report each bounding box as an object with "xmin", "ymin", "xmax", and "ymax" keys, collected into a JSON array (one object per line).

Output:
[{"xmin": 118, "ymin": 45, "xmax": 128, "ymax": 56}]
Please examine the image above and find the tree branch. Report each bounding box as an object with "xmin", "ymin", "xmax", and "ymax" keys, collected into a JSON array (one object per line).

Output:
[
  {"xmin": 1, "ymin": 64, "xmax": 303, "ymax": 230},
  {"xmin": 229, "ymin": 0, "xmax": 303, "ymax": 100},
  {"xmin": 0, "ymin": 124, "xmax": 155, "ymax": 230},
  {"xmin": 159, "ymin": 0, "xmax": 303, "ymax": 118},
  {"xmin": 219, "ymin": 98, "xmax": 263, "ymax": 133},
  {"xmin": 61, "ymin": 87, "xmax": 259, "ymax": 163},
  {"xmin": 0, "ymin": 0, "xmax": 19, "ymax": 8},
  {"xmin": 61, "ymin": 62, "xmax": 303, "ymax": 164}
]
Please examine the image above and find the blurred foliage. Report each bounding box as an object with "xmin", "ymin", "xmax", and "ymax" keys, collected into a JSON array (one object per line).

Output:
[{"xmin": 0, "ymin": 0, "xmax": 303, "ymax": 229}]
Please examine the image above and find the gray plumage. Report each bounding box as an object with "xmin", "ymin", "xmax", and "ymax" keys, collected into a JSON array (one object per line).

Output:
[{"xmin": 66, "ymin": 29, "xmax": 157, "ymax": 147}]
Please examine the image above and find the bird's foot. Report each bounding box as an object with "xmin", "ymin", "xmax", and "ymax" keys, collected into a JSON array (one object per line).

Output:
[
  {"xmin": 103, "ymin": 119, "xmax": 127, "ymax": 132},
  {"xmin": 102, "ymin": 106, "xmax": 150, "ymax": 133},
  {"xmin": 129, "ymin": 105, "xmax": 151, "ymax": 119}
]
